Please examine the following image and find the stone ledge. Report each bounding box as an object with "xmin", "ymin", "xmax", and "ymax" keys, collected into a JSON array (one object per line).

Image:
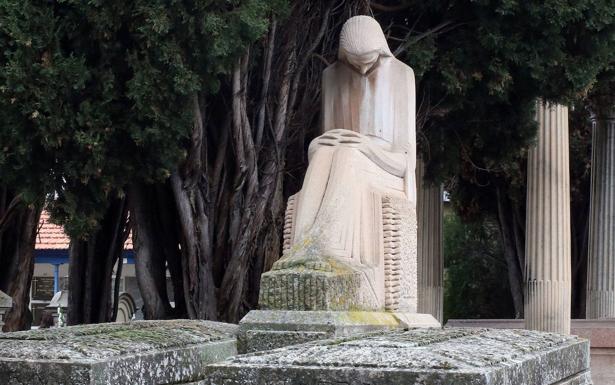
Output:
[{"xmin": 237, "ymin": 310, "xmax": 439, "ymax": 353}]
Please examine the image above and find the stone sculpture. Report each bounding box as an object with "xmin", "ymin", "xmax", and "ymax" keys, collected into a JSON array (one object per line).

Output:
[{"xmin": 260, "ymin": 15, "xmax": 417, "ymax": 312}]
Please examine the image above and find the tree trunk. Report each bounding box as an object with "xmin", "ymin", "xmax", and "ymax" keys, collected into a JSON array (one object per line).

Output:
[
  {"xmin": 0, "ymin": 189, "xmax": 23, "ymax": 292},
  {"xmin": 129, "ymin": 182, "xmax": 182, "ymax": 319},
  {"xmin": 495, "ymin": 187, "xmax": 525, "ymax": 318},
  {"xmin": 0, "ymin": 194, "xmax": 41, "ymax": 332},
  {"xmin": 168, "ymin": 94, "xmax": 217, "ymax": 320},
  {"xmin": 124, "ymin": 1, "xmax": 370, "ymax": 323},
  {"xmin": 67, "ymin": 197, "xmax": 129, "ymax": 325}
]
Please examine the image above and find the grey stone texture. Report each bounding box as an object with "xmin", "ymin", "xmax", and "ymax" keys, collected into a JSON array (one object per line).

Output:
[
  {"xmin": 0, "ymin": 290, "xmax": 11, "ymax": 308},
  {"xmin": 207, "ymin": 328, "xmax": 591, "ymax": 385},
  {"xmin": 0, "ymin": 290, "xmax": 12, "ymax": 326},
  {"xmin": 238, "ymin": 310, "xmax": 439, "ymax": 353},
  {"xmin": 0, "ymin": 319, "xmax": 237, "ymax": 385}
]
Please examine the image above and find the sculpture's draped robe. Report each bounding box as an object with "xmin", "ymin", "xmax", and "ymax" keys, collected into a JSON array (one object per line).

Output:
[{"xmin": 288, "ymin": 56, "xmax": 416, "ymax": 307}]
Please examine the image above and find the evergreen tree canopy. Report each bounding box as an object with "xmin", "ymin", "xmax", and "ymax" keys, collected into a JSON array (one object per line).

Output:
[
  {"xmin": 0, "ymin": 0, "xmax": 284, "ymax": 237},
  {"xmin": 394, "ymin": 0, "xmax": 615, "ymax": 184}
]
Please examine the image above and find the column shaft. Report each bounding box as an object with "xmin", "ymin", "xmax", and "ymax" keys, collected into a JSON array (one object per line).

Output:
[
  {"xmin": 586, "ymin": 102, "xmax": 615, "ymax": 318},
  {"xmin": 525, "ymin": 101, "xmax": 571, "ymax": 334},
  {"xmin": 417, "ymin": 159, "xmax": 444, "ymax": 323}
]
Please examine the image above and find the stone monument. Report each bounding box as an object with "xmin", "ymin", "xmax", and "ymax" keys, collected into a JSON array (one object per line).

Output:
[
  {"xmin": 46, "ymin": 290, "xmax": 69, "ymax": 327},
  {"xmin": 240, "ymin": 15, "xmax": 439, "ymax": 353}
]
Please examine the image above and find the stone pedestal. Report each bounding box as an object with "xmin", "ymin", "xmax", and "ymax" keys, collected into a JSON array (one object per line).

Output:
[
  {"xmin": 251, "ymin": 249, "xmax": 439, "ymax": 354},
  {"xmin": 238, "ymin": 310, "xmax": 439, "ymax": 353},
  {"xmin": 587, "ymin": 99, "xmax": 615, "ymax": 319},
  {"xmin": 525, "ymin": 101, "xmax": 571, "ymax": 334},
  {"xmin": 258, "ymin": 257, "xmax": 380, "ymax": 311},
  {"xmin": 416, "ymin": 159, "xmax": 444, "ymax": 323},
  {"xmin": 207, "ymin": 328, "xmax": 591, "ymax": 385}
]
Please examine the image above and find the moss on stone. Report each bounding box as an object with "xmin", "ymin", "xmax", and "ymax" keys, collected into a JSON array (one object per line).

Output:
[{"xmin": 343, "ymin": 311, "xmax": 400, "ymax": 326}]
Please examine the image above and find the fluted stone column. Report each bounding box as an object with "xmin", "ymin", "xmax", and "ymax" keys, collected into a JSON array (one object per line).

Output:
[
  {"xmin": 586, "ymin": 98, "xmax": 615, "ymax": 319},
  {"xmin": 416, "ymin": 159, "xmax": 444, "ymax": 323},
  {"xmin": 525, "ymin": 101, "xmax": 571, "ymax": 334}
]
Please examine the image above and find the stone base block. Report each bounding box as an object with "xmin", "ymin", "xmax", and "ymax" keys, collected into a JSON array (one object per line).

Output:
[
  {"xmin": 238, "ymin": 310, "xmax": 440, "ymax": 353},
  {"xmin": 259, "ymin": 257, "xmax": 380, "ymax": 311},
  {"xmin": 207, "ymin": 328, "xmax": 591, "ymax": 385},
  {"xmin": 0, "ymin": 320, "xmax": 237, "ymax": 385}
]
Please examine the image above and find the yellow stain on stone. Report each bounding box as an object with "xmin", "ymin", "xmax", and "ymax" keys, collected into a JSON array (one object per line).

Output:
[{"xmin": 342, "ymin": 311, "xmax": 400, "ymax": 326}]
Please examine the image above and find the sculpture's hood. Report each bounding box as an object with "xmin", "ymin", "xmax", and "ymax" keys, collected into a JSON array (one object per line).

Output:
[{"xmin": 338, "ymin": 16, "xmax": 393, "ymax": 63}]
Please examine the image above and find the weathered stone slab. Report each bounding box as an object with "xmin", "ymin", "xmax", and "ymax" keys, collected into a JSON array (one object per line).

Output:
[
  {"xmin": 207, "ymin": 328, "xmax": 591, "ymax": 385},
  {"xmin": 238, "ymin": 310, "xmax": 439, "ymax": 353},
  {"xmin": 0, "ymin": 320, "xmax": 237, "ymax": 385},
  {"xmin": 0, "ymin": 290, "xmax": 11, "ymax": 308},
  {"xmin": 447, "ymin": 318, "xmax": 615, "ymax": 385},
  {"xmin": 0, "ymin": 290, "xmax": 12, "ymax": 327}
]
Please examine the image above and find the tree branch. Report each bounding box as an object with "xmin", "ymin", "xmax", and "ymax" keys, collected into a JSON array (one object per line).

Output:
[
  {"xmin": 0, "ymin": 194, "xmax": 23, "ymax": 234},
  {"xmin": 370, "ymin": 1, "xmax": 410, "ymax": 12}
]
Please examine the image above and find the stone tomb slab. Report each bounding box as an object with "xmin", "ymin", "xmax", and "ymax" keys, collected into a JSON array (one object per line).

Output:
[
  {"xmin": 0, "ymin": 319, "xmax": 237, "ymax": 385},
  {"xmin": 205, "ymin": 328, "xmax": 591, "ymax": 385}
]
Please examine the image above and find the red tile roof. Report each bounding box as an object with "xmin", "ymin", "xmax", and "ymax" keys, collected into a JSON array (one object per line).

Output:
[{"xmin": 36, "ymin": 211, "xmax": 133, "ymax": 250}]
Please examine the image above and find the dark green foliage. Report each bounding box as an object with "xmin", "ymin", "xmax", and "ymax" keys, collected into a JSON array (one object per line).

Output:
[
  {"xmin": 395, "ymin": 0, "xmax": 615, "ymax": 183},
  {"xmin": 443, "ymin": 212, "xmax": 515, "ymax": 321},
  {"xmin": 0, "ymin": 0, "xmax": 284, "ymax": 237}
]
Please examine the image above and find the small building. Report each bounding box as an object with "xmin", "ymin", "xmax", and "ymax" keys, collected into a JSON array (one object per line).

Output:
[{"xmin": 32, "ymin": 211, "xmax": 141, "ymax": 325}]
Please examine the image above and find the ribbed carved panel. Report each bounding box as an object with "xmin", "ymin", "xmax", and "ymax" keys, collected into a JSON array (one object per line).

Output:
[
  {"xmin": 382, "ymin": 198, "xmax": 402, "ymax": 311},
  {"xmin": 282, "ymin": 195, "xmax": 297, "ymax": 255},
  {"xmin": 525, "ymin": 101, "xmax": 571, "ymax": 334},
  {"xmin": 416, "ymin": 159, "xmax": 444, "ymax": 323},
  {"xmin": 586, "ymin": 104, "xmax": 615, "ymax": 319}
]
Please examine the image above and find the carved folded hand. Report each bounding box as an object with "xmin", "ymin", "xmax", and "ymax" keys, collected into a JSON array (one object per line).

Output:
[
  {"xmin": 309, "ymin": 128, "xmax": 407, "ymax": 177},
  {"xmin": 311, "ymin": 129, "xmax": 366, "ymax": 149},
  {"xmin": 308, "ymin": 129, "xmax": 372, "ymax": 162}
]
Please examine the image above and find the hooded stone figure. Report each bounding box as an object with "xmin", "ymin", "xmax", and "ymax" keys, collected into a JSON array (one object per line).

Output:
[{"xmin": 260, "ymin": 16, "xmax": 417, "ymax": 312}]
